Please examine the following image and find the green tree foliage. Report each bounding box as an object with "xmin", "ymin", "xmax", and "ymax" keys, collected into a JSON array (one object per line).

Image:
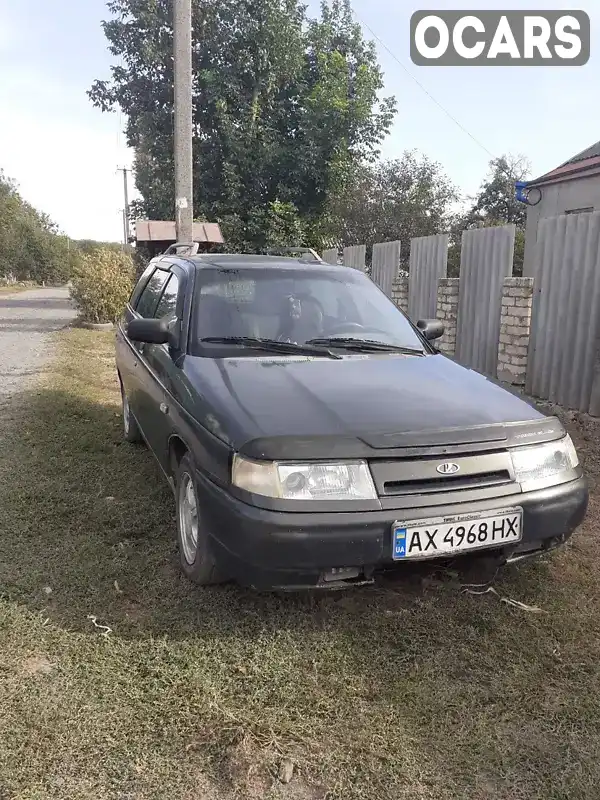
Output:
[
  {"xmin": 0, "ymin": 172, "xmax": 80, "ymax": 284},
  {"xmin": 70, "ymin": 248, "xmax": 135, "ymax": 323},
  {"xmin": 89, "ymin": 0, "xmax": 396, "ymax": 251},
  {"xmin": 326, "ymin": 151, "xmax": 459, "ymax": 266},
  {"xmin": 448, "ymin": 155, "xmax": 530, "ymax": 276},
  {"xmin": 76, "ymin": 239, "xmax": 124, "ymax": 255},
  {"xmin": 464, "ymin": 155, "xmax": 529, "ymax": 228}
]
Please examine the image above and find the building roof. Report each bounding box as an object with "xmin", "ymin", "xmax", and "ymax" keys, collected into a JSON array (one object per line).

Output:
[
  {"xmin": 134, "ymin": 219, "xmax": 224, "ymax": 244},
  {"xmin": 559, "ymin": 141, "xmax": 600, "ymax": 167},
  {"xmin": 527, "ymin": 140, "xmax": 600, "ymax": 188}
]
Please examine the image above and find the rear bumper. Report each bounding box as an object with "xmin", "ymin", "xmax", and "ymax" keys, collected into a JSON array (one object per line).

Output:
[{"xmin": 198, "ymin": 472, "xmax": 588, "ymax": 589}]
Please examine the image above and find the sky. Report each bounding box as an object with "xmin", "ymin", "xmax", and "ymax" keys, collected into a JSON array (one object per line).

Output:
[{"xmin": 0, "ymin": 0, "xmax": 598, "ymax": 242}]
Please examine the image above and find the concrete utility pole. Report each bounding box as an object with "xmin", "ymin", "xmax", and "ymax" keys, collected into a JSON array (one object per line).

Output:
[
  {"xmin": 173, "ymin": 0, "xmax": 193, "ymax": 242},
  {"xmin": 119, "ymin": 167, "xmax": 131, "ymax": 246}
]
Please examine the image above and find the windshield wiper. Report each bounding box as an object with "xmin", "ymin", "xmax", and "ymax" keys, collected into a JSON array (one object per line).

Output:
[
  {"xmin": 306, "ymin": 337, "xmax": 425, "ymax": 355},
  {"xmin": 200, "ymin": 336, "xmax": 343, "ymax": 359}
]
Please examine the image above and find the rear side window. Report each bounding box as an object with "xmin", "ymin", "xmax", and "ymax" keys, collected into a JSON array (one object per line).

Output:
[
  {"xmin": 154, "ymin": 273, "xmax": 180, "ymax": 318},
  {"xmin": 129, "ymin": 262, "xmax": 155, "ymax": 307},
  {"xmin": 135, "ymin": 269, "xmax": 170, "ymax": 317}
]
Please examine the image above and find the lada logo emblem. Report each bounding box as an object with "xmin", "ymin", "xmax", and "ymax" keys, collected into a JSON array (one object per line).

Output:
[{"xmin": 436, "ymin": 462, "xmax": 460, "ymax": 475}]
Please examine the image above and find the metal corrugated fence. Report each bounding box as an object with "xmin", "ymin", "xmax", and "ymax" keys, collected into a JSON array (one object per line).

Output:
[
  {"xmin": 371, "ymin": 241, "xmax": 400, "ymax": 298},
  {"xmin": 455, "ymin": 224, "xmax": 515, "ymax": 375},
  {"xmin": 408, "ymin": 234, "xmax": 448, "ymax": 321},
  {"xmin": 526, "ymin": 212, "xmax": 600, "ymax": 413},
  {"xmin": 343, "ymin": 245, "xmax": 366, "ymax": 271},
  {"xmin": 322, "ymin": 248, "xmax": 338, "ymax": 265}
]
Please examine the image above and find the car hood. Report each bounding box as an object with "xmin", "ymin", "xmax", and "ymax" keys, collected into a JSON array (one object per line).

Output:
[{"xmin": 183, "ymin": 353, "xmax": 559, "ymax": 459}]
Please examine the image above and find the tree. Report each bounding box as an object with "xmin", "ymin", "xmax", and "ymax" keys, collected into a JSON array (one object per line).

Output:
[
  {"xmin": 326, "ymin": 151, "xmax": 459, "ymax": 266},
  {"xmin": 447, "ymin": 154, "xmax": 531, "ymax": 276},
  {"xmin": 0, "ymin": 171, "xmax": 80, "ymax": 284},
  {"xmin": 89, "ymin": 0, "xmax": 396, "ymax": 251},
  {"xmin": 464, "ymin": 155, "xmax": 530, "ymax": 228},
  {"xmin": 76, "ymin": 239, "xmax": 124, "ymax": 254}
]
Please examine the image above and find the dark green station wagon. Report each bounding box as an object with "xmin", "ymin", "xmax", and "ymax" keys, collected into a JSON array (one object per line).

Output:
[{"xmin": 115, "ymin": 250, "xmax": 587, "ymax": 590}]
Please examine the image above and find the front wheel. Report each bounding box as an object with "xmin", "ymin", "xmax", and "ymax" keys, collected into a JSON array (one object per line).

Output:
[{"xmin": 175, "ymin": 453, "xmax": 225, "ymax": 585}]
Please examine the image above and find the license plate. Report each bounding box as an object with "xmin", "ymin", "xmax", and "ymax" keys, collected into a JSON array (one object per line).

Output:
[{"xmin": 392, "ymin": 508, "xmax": 522, "ymax": 560}]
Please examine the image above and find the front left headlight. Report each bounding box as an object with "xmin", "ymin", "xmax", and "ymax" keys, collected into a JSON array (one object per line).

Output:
[
  {"xmin": 232, "ymin": 454, "xmax": 377, "ymax": 500},
  {"xmin": 511, "ymin": 434, "xmax": 579, "ymax": 490}
]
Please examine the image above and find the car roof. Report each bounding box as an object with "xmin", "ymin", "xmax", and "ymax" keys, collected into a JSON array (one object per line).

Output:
[{"xmin": 169, "ymin": 253, "xmax": 349, "ymax": 273}]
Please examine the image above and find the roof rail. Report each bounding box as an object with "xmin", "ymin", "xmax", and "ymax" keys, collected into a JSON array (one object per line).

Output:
[
  {"xmin": 264, "ymin": 246, "xmax": 323, "ymax": 263},
  {"xmin": 162, "ymin": 242, "xmax": 201, "ymax": 256}
]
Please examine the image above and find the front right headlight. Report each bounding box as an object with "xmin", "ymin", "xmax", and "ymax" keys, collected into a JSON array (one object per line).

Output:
[
  {"xmin": 511, "ymin": 434, "xmax": 579, "ymax": 491},
  {"xmin": 232, "ymin": 454, "xmax": 377, "ymax": 500}
]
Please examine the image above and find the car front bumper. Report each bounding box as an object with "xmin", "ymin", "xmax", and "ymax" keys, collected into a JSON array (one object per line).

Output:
[{"xmin": 198, "ymin": 472, "xmax": 588, "ymax": 589}]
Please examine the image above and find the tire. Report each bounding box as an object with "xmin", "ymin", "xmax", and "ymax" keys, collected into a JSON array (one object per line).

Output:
[
  {"xmin": 175, "ymin": 452, "xmax": 224, "ymax": 585},
  {"xmin": 121, "ymin": 384, "xmax": 143, "ymax": 443}
]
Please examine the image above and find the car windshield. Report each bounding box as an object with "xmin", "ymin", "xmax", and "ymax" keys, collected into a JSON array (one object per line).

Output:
[{"xmin": 189, "ymin": 266, "xmax": 425, "ymax": 356}]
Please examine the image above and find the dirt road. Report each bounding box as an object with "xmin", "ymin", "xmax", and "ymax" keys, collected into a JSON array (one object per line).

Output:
[{"xmin": 0, "ymin": 287, "xmax": 76, "ymax": 400}]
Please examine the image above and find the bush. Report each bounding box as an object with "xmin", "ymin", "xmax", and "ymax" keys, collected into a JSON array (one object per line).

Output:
[
  {"xmin": 70, "ymin": 248, "xmax": 135, "ymax": 324},
  {"xmin": 0, "ymin": 171, "xmax": 83, "ymax": 284}
]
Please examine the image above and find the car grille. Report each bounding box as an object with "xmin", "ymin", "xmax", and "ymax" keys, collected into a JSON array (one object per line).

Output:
[{"xmin": 369, "ymin": 453, "xmax": 514, "ymax": 498}]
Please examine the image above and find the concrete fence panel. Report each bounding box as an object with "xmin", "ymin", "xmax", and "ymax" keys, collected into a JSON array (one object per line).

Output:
[
  {"xmin": 343, "ymin": 245, "xmax": 366, "ymax": 271},
  {"xmin": 371, "ymin": 241, "xmax": 400, "ymax": 298},
  {"xmin": 322, "ymin": 248, "xmax": 338, "ymax": 265},
  {"xmin": 455, "ymin": 224, "xmax": 515, "ymax": 375},
  {"xmin": 408, "ymin": 233, "xmax": 448, "ymax": 321},
  {"xmin": 526, "ymin": 211, "xmax": 600, "ymax": 413}
]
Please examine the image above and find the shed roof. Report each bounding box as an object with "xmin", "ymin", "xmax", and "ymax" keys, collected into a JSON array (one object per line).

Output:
[
  {"xmin": 527, "ymin": 140, "xmax": 600, "ymax": 188},
  {"xmin": 134, "ymin": 219, "xmax": 224, "ymax": 244}
]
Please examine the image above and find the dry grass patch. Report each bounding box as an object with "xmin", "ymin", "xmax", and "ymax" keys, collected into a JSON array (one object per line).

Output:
[
  {"xmin": 1, "ymin": 328, "xmax": 600, "ymax": 799},
  {"xmin": 0, "ymin": 282, "xmax": 39, "ymax": 296}
]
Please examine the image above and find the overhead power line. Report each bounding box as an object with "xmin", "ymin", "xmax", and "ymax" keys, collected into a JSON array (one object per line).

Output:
[{"xmin": 349, "ymin": 6, "xmax": 498, "ymax": 162}]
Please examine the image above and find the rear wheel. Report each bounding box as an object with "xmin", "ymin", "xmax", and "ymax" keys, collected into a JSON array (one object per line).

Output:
[
  {"xmin": 121, "ymin": 384, "xmax": 142, "ymax": 443},
  {"xmin": 175, "ymin": 452, "xmax": 224, "ymax": 585}
]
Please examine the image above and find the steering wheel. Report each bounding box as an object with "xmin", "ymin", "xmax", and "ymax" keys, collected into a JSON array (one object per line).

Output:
[{"xmin": 325, "ymin": 321, "xmax": 388, "ymax": 337}]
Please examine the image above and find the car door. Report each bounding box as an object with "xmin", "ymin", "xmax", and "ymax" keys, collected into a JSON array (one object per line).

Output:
[
  {"xmin": 135, "ymin": 263, "xmax": 190, "ymax": 470},
  {"xmin": 118, "ymin": 265, "xmax": 171, "ymax": 437},
  {"xmin": 117, "ymin": 260, "xmax": 159, "ymax": 416}
]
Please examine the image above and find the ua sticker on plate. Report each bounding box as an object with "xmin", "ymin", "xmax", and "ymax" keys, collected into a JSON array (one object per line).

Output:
[{"xmin": 394, "ymin": 528, "xmax": 407, "ymax": 558}]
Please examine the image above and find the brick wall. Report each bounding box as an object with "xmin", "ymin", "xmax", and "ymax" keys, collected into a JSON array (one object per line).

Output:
[
  {"xmin": 497, "ymin": 277, "xmax": 534, "ymax": 386},
  {"xmin": 435, "ymin": 278, "xmax": 459, "ymax": 356},
  {"xmin": 391, "ymin": 276, "xmax": 408, "ymax": 312}
]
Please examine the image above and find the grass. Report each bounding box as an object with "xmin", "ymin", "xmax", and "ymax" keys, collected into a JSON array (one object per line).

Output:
[
  {"xmin": 0, "ymin": 282, "xmax": 39, "ymax": 296},
  {"xmin": 1, "ymin": 328, "xmax": 600, "ymax": 799}
]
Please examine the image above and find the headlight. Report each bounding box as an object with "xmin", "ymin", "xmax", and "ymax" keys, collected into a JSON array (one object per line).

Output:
[
  {"xmin": 232, "ymin": 455, "xmax": 377, "ymax": 500},
  {"xmin": 511, "ymin": 434, "xmax": 579, "ymax": 490}
]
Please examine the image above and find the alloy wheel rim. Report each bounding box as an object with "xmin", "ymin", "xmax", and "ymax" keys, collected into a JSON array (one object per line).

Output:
[{"xmin": 179, "ymin": 472, "xmax": 199, "ymax": 565}]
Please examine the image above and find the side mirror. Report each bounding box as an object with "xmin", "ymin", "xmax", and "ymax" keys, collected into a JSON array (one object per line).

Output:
[
  {"xmin": 127, "ymin": 317, "xmax": 171, "ymax": 345},
  {"xmin": 416, "ymin": 319, "xmax": 444, "ymax": 341}
]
